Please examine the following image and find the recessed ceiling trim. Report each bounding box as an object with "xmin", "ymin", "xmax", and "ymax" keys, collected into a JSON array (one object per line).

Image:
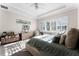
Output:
[
  {"xmin": 38, "ymin": 7, "xmax": 77, "ymax": 19},
  {"xmin": 0, "ymin": 3, "xmax": 36, "ymax": 19},
  {"xmin": 0, "ymin": 3, "xmax": 77, "ymax": 19},
  {"xmin": 38, "ymin": 5, "xmax": 66, "ymax": 17}
]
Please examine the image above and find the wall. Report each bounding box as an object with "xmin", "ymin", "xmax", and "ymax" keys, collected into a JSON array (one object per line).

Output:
[
  {"xmin": 38, "ymin": 8, "xmax": 78, "ymax": 31},
  {"xmin": 77, "ymin": 7, "xmax": 79, "ymax": 29},
  {"xmin": 0, "ymin": 7, "xmax": 77, "ymax": 34},
  {"xmin": 0, "ymin": 9, "xmax": 37, "ymax": 33}
]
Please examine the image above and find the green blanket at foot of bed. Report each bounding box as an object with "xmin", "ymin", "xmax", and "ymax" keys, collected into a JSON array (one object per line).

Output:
[{"xmin": 27, "ymin": 38, "xmax": 79, "ymax": 56}]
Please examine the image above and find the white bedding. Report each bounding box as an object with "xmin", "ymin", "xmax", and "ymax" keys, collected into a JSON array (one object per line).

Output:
[{"xmin": 33, "ymin": 34, "xmax": 55, "ymax": 43}]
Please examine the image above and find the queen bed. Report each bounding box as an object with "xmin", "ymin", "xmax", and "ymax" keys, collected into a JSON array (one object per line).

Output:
[{"xmin": 12, "ymin": 28, "xmax": 79, "ymax": 56}]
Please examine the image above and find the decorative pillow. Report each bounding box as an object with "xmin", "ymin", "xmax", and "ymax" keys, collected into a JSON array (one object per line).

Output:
[
  {"xmin": 59, "ymin": 34, "xmax": 66, "ymax": 45},
  {"xmin": 65, "ymin": 28, "xmax": 79, "ymax": 49},
  {"xmin": 52, "ymin": 34, "xmax": 61, "ymax": 44},
  {"xmin": 0, "ymin": 41, "xmax": 1, "ymax": 45},
  {"xmin": 2, "ymin": 32, "xmax": 7, "ymax": 36},
  {"xmin": 34, "ymin": 30, "xmax": 40, "ymax": 36}
]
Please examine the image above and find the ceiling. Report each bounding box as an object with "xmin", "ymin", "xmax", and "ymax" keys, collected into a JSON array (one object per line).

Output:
[{"xmin": 0, "ymin": 3, "xmax": 78, "ymax": 18}]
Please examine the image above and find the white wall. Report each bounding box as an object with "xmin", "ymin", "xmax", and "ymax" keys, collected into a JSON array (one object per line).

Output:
[
  {"xmin": 0, "ymin": 7, "xmax": 78, "ymax": 34},
  {"xmin": 77, "ymin": 7, "xmax": 79, "ymax": 29},
  {"xmin": 0, "ymin": 9, "xmax": 37, "ymax": 33}
]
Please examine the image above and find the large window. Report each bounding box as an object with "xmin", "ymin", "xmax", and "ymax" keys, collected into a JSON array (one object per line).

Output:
[
  {"xmin": 51, "ymin": 21, "xmax": 56, "ymax": 31},
  {"xmin": 39, "ymin": 16, "xmax": 68, "ymax": 33},
  {"xmin": 39, "ymin": 22, "xmax": 46, "ymax": 31},
  {"xmin": 46, "ymin": 22, "xmax": 50, "ymax": 31},
  {"xmin": 56, "ymin": 16, "xmax": 68, "ymax": 33}
]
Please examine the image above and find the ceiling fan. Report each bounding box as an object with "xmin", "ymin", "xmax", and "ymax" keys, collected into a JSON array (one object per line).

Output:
[
  {"xmin": 34, "ymin": 3, "xmax": 39, "ymax": 9},
  {"xmin": 30, "ymin": 3, "xmax": 45, "ymax": 9}
]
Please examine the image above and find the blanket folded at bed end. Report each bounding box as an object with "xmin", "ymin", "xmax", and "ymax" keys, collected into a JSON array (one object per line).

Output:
[{"xmin": 27, "ymin": 38, "xmax": 79, "ymax": 56}]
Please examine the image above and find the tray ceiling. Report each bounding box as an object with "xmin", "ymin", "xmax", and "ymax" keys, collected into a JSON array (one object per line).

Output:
[{"xmin": 0, "ymin": 3, "xmax": 77, "ymax": 18}]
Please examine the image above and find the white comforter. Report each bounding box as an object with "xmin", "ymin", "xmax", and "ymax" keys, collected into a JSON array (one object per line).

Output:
[{"xmin": 33, "ymin": 34, "xmax": 55, "ymax": 43}]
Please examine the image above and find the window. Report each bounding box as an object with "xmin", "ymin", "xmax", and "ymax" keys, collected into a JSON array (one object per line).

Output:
[
  {"xmin": 56, "ymin": 16, "xmax": 68, "ymax": 33},
  {"xmin": 46, "ymin": 22, "xmax": 50, "ymax": 31},
  {"xmin": 22, "ymin": 24, "xmax": 30, "ymax": 32},
  {"xmin": 39, "ymin": 22, "xmax": 46, "ymax": 31},
  {"xmin": 39, "ymin": 16, "xmax": 68, "ymax": 34},
  {"xmin": 16, "ymin": 19, "xmax": 31, "ymax": 32},
  {"xmin": 51, "ymin": 21, "xmax": 56, "ymax": 31}
]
